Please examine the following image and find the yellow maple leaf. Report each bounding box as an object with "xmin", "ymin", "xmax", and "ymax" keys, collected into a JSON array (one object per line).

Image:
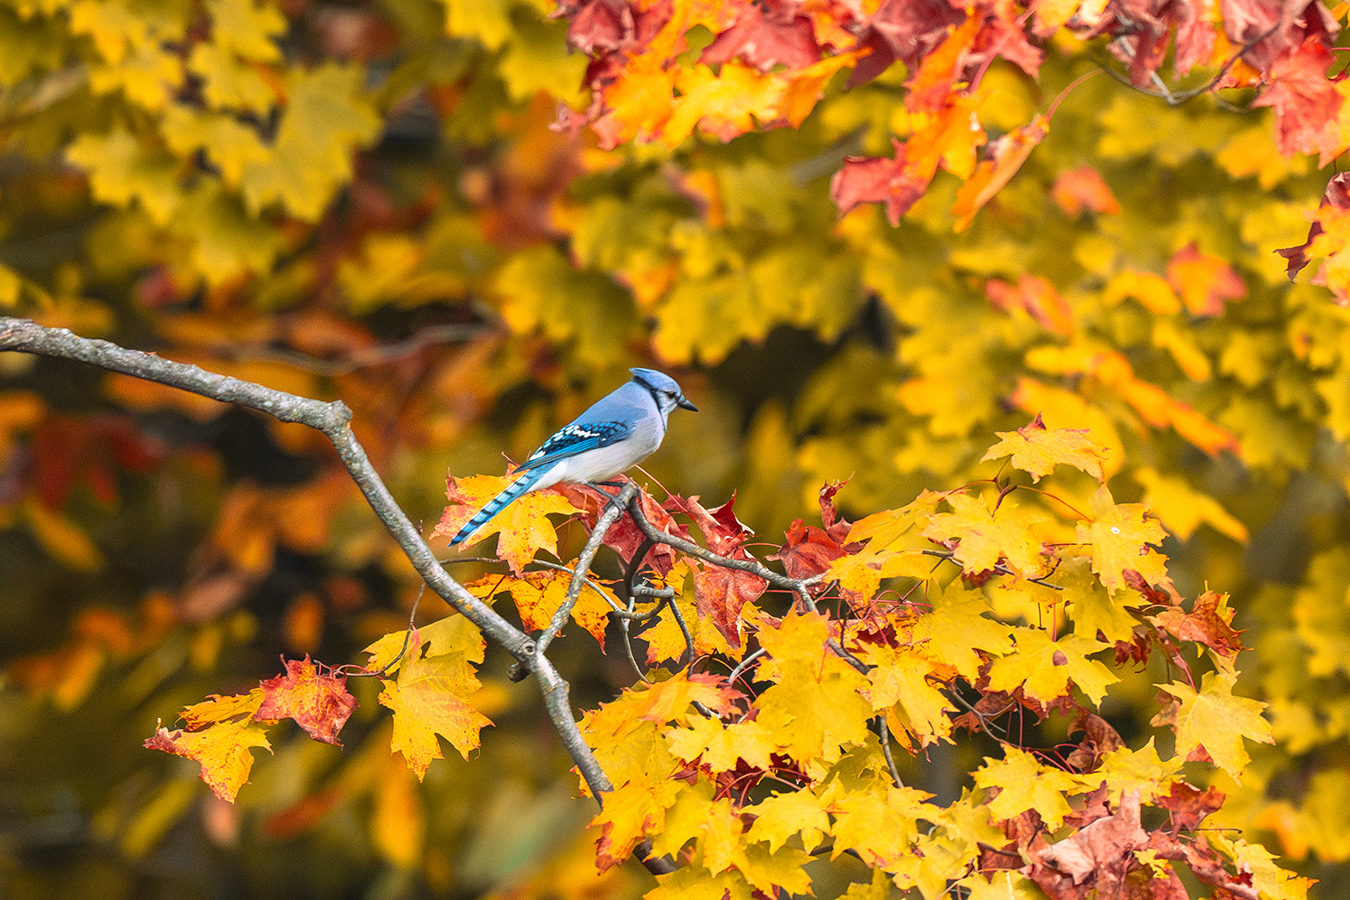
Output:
[
  {"xmin": 1091, "ymin": 739, "xmax": 1185, "ymax": 803},
  {"xmin": 745, "ymin": 789, "xmax": 832, "ymax": 853},
  {"xmin": 1155, "ymin": 670, "xmax": 1273, "ymax": 779},
  {"xmin": 591, "ymin": 767, "xmax": 682, "ymax": 870},
  {"xmin": 829, "ymin": 784, "xmax": 934, "ymax": 867},
  {"xmin": 754, "ymin": 612, "xmax": 872, "ymax": 768},
  {"xmin": 144, "ymin": 717, "xmax": 272, "ymax": 802},
  {"xmin": 923, "ymin": 491, "xmax": 1047, "ymax": 578},
  {"xmin": 857, "ymin": 644, "xmax": 953, "ymax": 746},
  {"xmin": 665, "ymin": 713, "xmax": 778, "ymax": 772},
  {"xmin": 982, "ymin": 416, "xmax": 1106, "ymax": 483},
  {"xmin": 827, "ymin": 490, "xmax": 948, "ymax": 597},
  {"xmin": 181, "ymin": 688, "xmax": 265, "ymax": 728},
  {"xmin": 1075, "ymin": 485, "xmax": 1170, "ymax": 595},
  {"xmin": 985, "ymin": 627, "xmax": 1118, "ymax": 706},
  {"xmin": 1134, "ymin": 468, "xmax": 1247, "ymax": 542},
  {"xmin": 434, "ymin": 473, "xmax": 580, "ymax": 574},
  {"xmin": 594, "ymin": 53, "xmax": 678, "ymax": 148},
  {"xmin": 378, "ymin": 626, "xmax": 492, "ymax": 780},
  {"xmin": 910, "ymin": 581, "xmax": 1014, "ymax": 682},
  {"xmin": 667, "ymin": 62, "xmax": 789, "ymax": 144},
  {"xmin": 974, "ymin": 747, "xmax": 1085, "ymax": 829}
]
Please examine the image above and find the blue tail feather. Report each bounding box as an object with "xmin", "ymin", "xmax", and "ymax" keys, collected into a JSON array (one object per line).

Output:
[{"xmin": 449, "ymin": 468, "xmax": 546, "ymax": 546}]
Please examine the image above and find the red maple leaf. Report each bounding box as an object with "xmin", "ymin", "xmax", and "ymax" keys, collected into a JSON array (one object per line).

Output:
[
  {"xmin": 666, "ymin": 493, "xmax": 767, "ymax": 647},
  {"xmin": 1253, "ymin": 37, "xmax": 1344, "ymax": 159},
  {"xmin": 769, "ymin": 481, "xmax": 855, "ymax": 579},
  {"xmin": 561, "ymin": 0, "xmax": 637, "ymax": 54},
  {"xmin": 1147, "ymin": 590, "xmax": 1244, "ymax": 658},
  {"xmin": 1279, "ymin": 170, "xmax": 1350, "ymax": 279},
  {"xmin": 1157, "ymin": 780, "xmax": 1225, "ymax": 833},
  {"xmin": 255, "ymin": 656, "xmax": 360, "ymax": 745},
  {"xmin": 831, "ymin": 139, "xmax": 935, "ymax": 225},
  {"xmin": 585, "ymin": 485, "xmax": 692, "ymax": 574},
  {"xmin": 700, "ymin": 4, "xmax": 821, "ymax": 72},
  {"xmin": 846, "ymin": 0, "xmax": 965, "ymax": 88},
  {"xmin": 1220, "ymin": 0, "xmax": 1338, "ymax": 72}
]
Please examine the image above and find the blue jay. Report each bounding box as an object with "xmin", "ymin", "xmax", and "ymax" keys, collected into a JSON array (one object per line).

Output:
[{"xmin": 450, "ymin": 368, "xmax": 697, "ymax": 546}]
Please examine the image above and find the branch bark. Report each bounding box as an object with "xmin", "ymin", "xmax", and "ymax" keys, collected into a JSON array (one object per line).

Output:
[{"xmin": 0, "ymin": 317, "xmax": 676, "ymax": 874}]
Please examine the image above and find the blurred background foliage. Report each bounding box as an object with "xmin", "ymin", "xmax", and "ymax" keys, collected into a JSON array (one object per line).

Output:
[{"xmin": 1, "ymin": 0, "xmax": 1349, "ymax": 897}]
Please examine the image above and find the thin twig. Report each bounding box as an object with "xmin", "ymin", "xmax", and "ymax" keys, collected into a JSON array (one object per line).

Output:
[
  {"xmin": 920, "ymin": 549, "xmax": 1064, "ymax": 590},
  {"xmin": 877, "ymin": 715, "xmax": 905, "ymax": 788},
  {"xmin": 727, "ymin": 647, "xmax": 767, "ymax": 687},
  {"xmin": 666, "ymin": 590, "xmax": 698, "ymax": 668},
  {"xmin": 536, "ymin": 481, "xmax": 640, "ymax": 655},
  {"xmin": 623, "ymin": 492, "xmax": 822, "ymax": 594}
]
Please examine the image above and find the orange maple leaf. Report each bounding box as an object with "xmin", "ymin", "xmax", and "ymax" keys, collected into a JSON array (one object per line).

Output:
[
  {"xmin": 1148, "ymin": 591, "xmax": 1244, "ymax": 659},
  {"xmin": 593, "ymin": 53, "xmax": 679, "ymax": 149},
  {"xmin": 434, "ymin": 473, "xmax": 580, "ymax": 574},
  {"xmin": 1052, "ymin": 164, "xmax": 1120, "ymax": 217},
  {"xmin": 985, "ymin": 275, "xmax": 1075, "ymax": 337},
  {"xmin": 1166, "ymin": 243, "xmax": 1246, "ymax": 317},
  {"xmin": 905, "ymin": 14, "xmax": 983, "ymax": 113},
  {"xmin": 952, "ymin": 114, "xmax": 1048, "ymax": 231}
]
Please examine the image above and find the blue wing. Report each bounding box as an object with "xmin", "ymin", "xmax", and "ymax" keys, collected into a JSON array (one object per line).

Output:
[{"xmin": 515, "ymin": 421, "xmax": 634, "ymax": 473}]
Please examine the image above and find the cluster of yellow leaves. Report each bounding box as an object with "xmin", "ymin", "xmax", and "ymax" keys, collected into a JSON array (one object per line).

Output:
[{"xmin": 400, "ymin": 424, "xmax": 1292, "ymax": 898}]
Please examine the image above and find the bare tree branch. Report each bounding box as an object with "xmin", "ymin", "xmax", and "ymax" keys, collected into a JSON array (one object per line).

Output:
[{"xmin": 0, "ymin": 317, "xmax": 677, "ymax": 876}]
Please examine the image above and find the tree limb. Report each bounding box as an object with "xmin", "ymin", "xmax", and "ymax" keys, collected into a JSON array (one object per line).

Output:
[{"xmin": 0, "ymin": 317, "xmax": 677, "ymax": 874}]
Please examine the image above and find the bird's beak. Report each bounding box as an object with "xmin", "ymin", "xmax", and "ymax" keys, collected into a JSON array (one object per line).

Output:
[{"xmin": 678, "ymin": 397, "xmax": 699, "ymax": 412}]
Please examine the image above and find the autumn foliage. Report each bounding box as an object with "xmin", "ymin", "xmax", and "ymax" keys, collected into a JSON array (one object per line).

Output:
[
  {"xmin": 5, "ymin": 0, "xmax": 1350, "ymax": 896},
  {"xmin": 140, "ymin": 422, "xmax": 1301, "ymax": 898}
]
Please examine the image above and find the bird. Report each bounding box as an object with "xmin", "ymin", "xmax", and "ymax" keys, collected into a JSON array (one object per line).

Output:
[{"xmin": 449, "ymin": 368, "xmax": 697, "ymax": 547}]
